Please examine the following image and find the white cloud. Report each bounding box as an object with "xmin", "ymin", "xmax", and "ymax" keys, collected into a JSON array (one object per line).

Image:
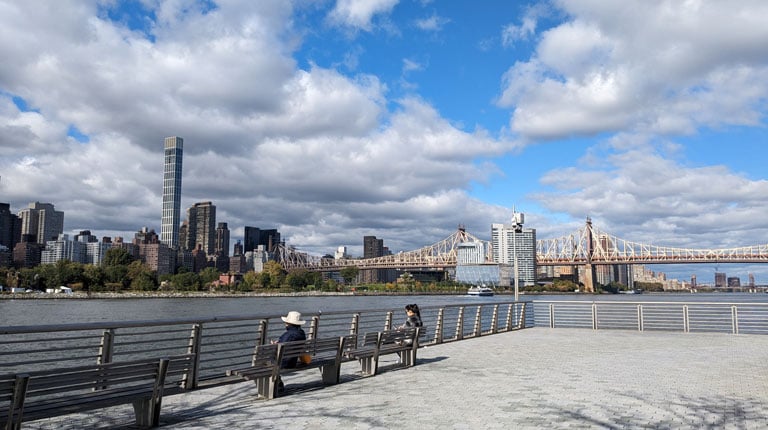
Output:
[
  {"xmin": 0, "ymin": 0, "xmax": 517, "ymax": 255},
  {"xmin": 501, "ymin": 3, "xmax": 548, "ymax": 47},
  {"xmin": 327, "ymin": 0, "xmax": 399, "ymax": 32},
  {"xmin": 499, "ymin": 0, "xmax": 768, "ymax": 140},
  {"xmin": 533, "ymin": 145, "xmax": 768, "ymax": 251},
  {"xmin": 414, "ymin": 14, "xmax": 449, "ymax": 32}
]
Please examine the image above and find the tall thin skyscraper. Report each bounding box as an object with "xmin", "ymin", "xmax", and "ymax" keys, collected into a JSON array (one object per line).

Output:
[{"xmin": 161, "ymin": 136, "xmax": 183, "ymax": 248}]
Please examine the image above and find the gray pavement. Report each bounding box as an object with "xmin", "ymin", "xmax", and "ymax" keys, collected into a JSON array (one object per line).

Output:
[{"xmin": 27, "ymin": 328, "xmax": 768, "ymax": 429}]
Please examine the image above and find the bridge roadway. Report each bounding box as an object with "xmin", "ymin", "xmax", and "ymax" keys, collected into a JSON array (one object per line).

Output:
[{"xmin": 27, "ymin": 328, "xmax": 768, "ymax": 429}]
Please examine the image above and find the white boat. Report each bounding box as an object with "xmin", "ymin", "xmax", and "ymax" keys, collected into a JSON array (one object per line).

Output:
[{"xmin": 467, "ymin": 286, "xmax": 494, "ymax": 296}]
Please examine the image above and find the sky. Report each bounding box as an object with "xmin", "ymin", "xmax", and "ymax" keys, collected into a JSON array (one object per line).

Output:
[{"xmin": 1, "ymin": 0, "xmax": 767, "ymax": 284}]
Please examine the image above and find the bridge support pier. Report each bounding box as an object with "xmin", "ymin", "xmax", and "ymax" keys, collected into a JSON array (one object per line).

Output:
[{"xmin": 581, "ymin": 264, "xmax": 596, "ymax": 293}]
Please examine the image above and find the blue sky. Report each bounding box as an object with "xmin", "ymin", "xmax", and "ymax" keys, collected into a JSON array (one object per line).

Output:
[{"xmin": 1, "ymin": 0, "xmax": 767, "ymax": 284}]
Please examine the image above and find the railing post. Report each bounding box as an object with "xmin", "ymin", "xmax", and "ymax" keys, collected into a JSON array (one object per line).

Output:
[
  {"xmin": 731, "ymin": 305, "xmax": 739, "ymax": 334},
  {"xmin": 385, "ymin": 311, "xmax": 394, "ymax": 330},
  {"xmin": 350, "ymin": 313, "xmax": 360, "ymax": 336},
  {"xmin": 456, "ymin": 306, "xmax": 465, "ymax": 340},
  {"xmin": 637, "ymin": 305, "xmax": 644, "ymax": 332},
  {"xmin": 591, "ymin": 303, "xmax": 598, "ymax": 330},
  {"xmin": 308, "ymin": 316, "xmax": 319, "ymax": 340},
  {"xmin": 473, "ymin": 306, "xmax": 482, "ymax": 337},
  {"xmin": 257, "ymin": 320, "xmax": 268, "ymax": 346},
  {"xmin": 549, "ymin": 303, "xmax": 555, "ymax": 328},
  {"xmin": 491, "ymin": 304, "xmax": 499, "ymax": 334},
  {"xmin": 518, "ymin": 302, "xmax": 526, "ymax": 329},
  {"xmin": 97, "ymin": 329, "xmax": 114, "ymax": 365},
  {"xmin": 683, "ymin": 305, "xmax": 690, "ymax": 333},
  {"xmin": 184, "ymin": 323, "xmax": 202, "ymax": 389},
  {"xmin": 504, "ymin": 303, "xmax": 514, "ymax": 331},
  {"xmin": 434, "ymin": 308, "xmax": 444, "ymax": 344}
]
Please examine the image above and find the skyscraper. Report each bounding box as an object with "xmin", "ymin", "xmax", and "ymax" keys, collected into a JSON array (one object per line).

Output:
[
  {"xmin": 215, "ymin": 222, "xmax": 230, "ymax": 257},
  {"xmin": 185, "ymin": 202, "xmax": 216, "ymax": 255},
  {"xmin": 0, "ymin": 203, "xmax": 21, "ymax": 251},
  {"xmin": 161, "ymin": 136, "xmax": 183, "ymax": 248},
  {"xmin": 17, "ymin": 202, "xmax": 64, "ymax": 245},
  {"xmin": 243, "ymin": 227, "xmax": 281, "ymax": 253},
  {"xmin": 491, "ymin": 220, "xmax": 537, "ymax": 286}
]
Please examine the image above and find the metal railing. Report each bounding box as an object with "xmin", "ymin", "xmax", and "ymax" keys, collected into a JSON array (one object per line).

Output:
[
  {"xmin": 531, "ymin": 300, "xmax": 768, "ymax": 335},
  {"xmin": 0, "ymin": 301, "xmax": 529, "ymax": 389},
  {"xmin": 4, "ymin": 299, "xmax": 767, "ymax": 394}
]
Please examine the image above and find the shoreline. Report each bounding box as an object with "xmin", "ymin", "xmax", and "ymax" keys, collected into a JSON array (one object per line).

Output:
[{"xmin": 0, "ymin": 289, "xmax": 748, "ymax": 300}]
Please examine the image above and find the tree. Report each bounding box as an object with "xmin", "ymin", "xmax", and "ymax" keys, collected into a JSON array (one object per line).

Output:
[
  {"xmin": 171, "ymin": 272, "xmax": 201, "ymax": 291},
  {"xmin": 340, "ymin": 266, "xmax": 359, "ymax": 285},
  {"xmin": 103, "ymin": 247, "xmax": 134, "ymax": 266},
  {"xmin": 263, "ymin": 261, "xmax": 285, "ymax": 288},
  {"xmin": 126, "ymin": 261, "xmax": 156, "ymax": 291},
  {"xmin": 199, "ymin": 267, "xmax": 220, "ymax": 287},
  {"xmin": 82, "ymin": 265, "xmax": 106, "ymax": 291},
  {"xmin": 286, "ymin": 269, "xmax": 310, "ymax": 291},
  {"xmin": 255, "ymin": 271, "xmax": 271, "ymax": 289}
]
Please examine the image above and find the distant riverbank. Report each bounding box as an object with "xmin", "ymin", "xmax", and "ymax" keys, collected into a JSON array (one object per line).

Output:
[{"xmin": 0, "ymin": 290, "xmax": 486, "ymax": 300}]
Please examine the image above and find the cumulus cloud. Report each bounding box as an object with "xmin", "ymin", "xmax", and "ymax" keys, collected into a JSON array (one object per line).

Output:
[
  {"xmin": 0, "ymin": 0, "xmax": 514, "ymax": 256},
  {"xmin": 498, "ymin": 0, "xmax": 768, "ymax": 140},
  {"xmin": 533, "ymin": 144, "xmax": 768, "ymax": 251},
  {"xmin": 327, "ymin": 0, "xmax": 399, "ymax": 32}
]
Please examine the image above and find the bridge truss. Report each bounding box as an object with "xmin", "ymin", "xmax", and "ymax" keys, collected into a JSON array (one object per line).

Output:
[
  {"xmin": 278, "ymin": 228, "xmax": 489, "ymax": 271},
  {"xmin": 277, "ymin": 218, "xmax": 768, "ymax": 272},
  {"xmin": 537, "ymin": 218, "xmax": 768, "ymax": 265}
]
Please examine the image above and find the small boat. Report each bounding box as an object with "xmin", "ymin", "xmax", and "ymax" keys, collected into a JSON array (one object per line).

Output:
[{"xmin": 467, "ymin": 286, "xmax": 494, "ymax": 296}]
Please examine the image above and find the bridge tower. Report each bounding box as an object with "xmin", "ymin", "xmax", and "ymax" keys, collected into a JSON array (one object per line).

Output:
[{"xmin": 580, "ymin": 217, "xmax": 597, "ymax": 293}]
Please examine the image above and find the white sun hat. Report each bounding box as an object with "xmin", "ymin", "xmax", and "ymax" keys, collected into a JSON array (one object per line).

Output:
[{"xmin": 281, "ymin": 311, "xmax": 306, "ymax": 326}]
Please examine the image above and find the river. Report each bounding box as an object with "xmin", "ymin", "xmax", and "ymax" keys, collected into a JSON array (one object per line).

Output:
[{"xmin": 1, "ymin": 292, "xmax": 767, "ymax": 327}]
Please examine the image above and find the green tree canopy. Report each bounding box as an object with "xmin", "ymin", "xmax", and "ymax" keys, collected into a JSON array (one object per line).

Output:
[
  {"xmin": 340, "ymin": 266, "xmax": 359, "ymax": 285},
  {"xmin": 103, "ymin": 247, "xmax": 134, "ymax": 266}
]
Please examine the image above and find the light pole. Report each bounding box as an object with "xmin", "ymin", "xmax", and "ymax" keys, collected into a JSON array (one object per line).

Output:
[{"xmin": 512, "ymin": 211, "xmax": 524, "ymax": 302}]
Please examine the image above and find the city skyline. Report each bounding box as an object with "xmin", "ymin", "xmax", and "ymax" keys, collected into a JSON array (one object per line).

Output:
[
  {"xmin": 1, "ymin": 197, "xmax": 762, "ymax": 286},
  {"xmin": 1, "ymin": 1, "xmax": 767, "ymax": 283}
]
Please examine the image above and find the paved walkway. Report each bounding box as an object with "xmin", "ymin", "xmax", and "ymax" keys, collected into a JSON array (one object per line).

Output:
[{"xmin": 28, "ymin": 328, "xmax": 768, "ymax": 429}]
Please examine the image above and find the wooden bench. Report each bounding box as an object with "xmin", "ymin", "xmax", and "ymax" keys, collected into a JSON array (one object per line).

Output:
[
  {"xmin": 344, "ymin": 327, "xmax": 420, "ymax": 376},
  {"xmin": 228, "ymin": 336, "xmax": 346, "ymax": 399},
  {"xmin": 0, "ymin": 354, "xmax": 193, "ymax": 429}
]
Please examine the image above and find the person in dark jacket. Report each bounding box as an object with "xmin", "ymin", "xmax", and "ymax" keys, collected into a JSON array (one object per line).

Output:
[
  {"xmin": 272, "ymin": 311, "xmax": 307, "ymax": 394},
  {"xmin": 274, "ymin": 311, "xmax": 307, "ymax": 368},
  {"xmin": 401, "ymin": 303, "xmax": 423, "ymax": 329}
]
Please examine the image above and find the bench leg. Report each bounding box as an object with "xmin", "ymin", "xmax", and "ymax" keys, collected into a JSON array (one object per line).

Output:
[
  {"xmin": 360, "ymin": 355, "xmax": 380, "ymax": 376},
  {"xmin": 319, "ymin": 364, "xmax": 340, "ymax": 385},
  {"xmin": 261, "ymin": 377, "xmax": 278, "ymax": 399},
  {"xmin": 133, "ymin": 397, "xmax": 155, "ymax": 429}
]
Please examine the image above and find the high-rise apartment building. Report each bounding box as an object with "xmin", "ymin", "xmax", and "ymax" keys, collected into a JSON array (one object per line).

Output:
[
  {"xmin": 490, "ymin": 220, "xmax": 537, "ymax": 286},
  {"xmin": 714, "ymin": 272, "xmax": 726, "ymax": 288},
  {"xmin": 215, "ymin": 222, "xmax": 230, "ymax": 257},
  {"xmin": 362, "ymin": 235, "xmax": 395, "ymax": 283},
  {"xmin": 243, "ymin": 227, "xmax": 281, "ymax": 253},
  {"xmin": 18, "ymin": 202, "xmax": 64, "ymax": 245},
  {"xmin": 134, "ymin": 227, "xmax": 174, "ymax": 275},
  {"xmin": 0, "ymin": 203, "xmax": 21, "ymax": 251},
  {"xmin": 161, "ymin": 136, "xmax": 183, "ymax": 248},
  {"xmin": 184, "ymin": 202, "xmax": 216, "ymax": 255}
]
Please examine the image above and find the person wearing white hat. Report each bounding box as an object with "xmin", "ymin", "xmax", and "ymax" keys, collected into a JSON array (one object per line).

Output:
[
  {"xmin": 272, "ymin": 311, "xmax": 307, "ymax": 395},
  {"xmin": 273, "ymin": 311, "xmax": 307, "ymax": 367}
]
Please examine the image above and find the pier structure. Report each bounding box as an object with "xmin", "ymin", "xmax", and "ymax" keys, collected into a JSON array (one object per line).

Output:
[
  {"xmin": 15, "ymin": 327, "xmax": 768, "ymax": 429},
  {"xmin": 3, "ymin": 300, "xmax": 768, "ymax": 428}
]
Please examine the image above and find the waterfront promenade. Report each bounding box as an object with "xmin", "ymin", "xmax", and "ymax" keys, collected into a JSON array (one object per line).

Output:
[{"xmin": 23, "ymin": 327, "xmax": 768, "ymax": 429}]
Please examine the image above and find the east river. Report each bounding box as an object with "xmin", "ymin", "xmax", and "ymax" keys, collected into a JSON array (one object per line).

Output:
[{"xmin": 2, "ymin": 292, "xmax": 767, "ymax": 327}]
